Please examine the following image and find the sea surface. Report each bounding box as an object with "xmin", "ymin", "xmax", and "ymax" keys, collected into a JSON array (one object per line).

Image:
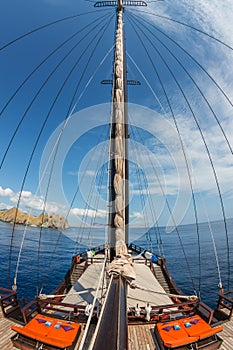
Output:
[{"xmin": 0, "ymin": 219, "xmax": 232, "ymax": 309}]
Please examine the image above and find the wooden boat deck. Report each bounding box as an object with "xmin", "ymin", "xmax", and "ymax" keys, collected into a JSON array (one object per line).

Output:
[
  {"xmin": 1, "ymin": 307, "xmax": 232, "ymax": 350},
  {"xmin": 128, "ymin": 323, "xmax": 156, "ymax": 350},
  {"xmin": 128, "ymin": 322, "xmax": 233, "ymax": 350},
  {"xmin": 0, "ymin": 308, "xmax": 95, "ymax": 350},
  {"xmin": 0, "ymin": 309, "xmax": 18, "ymax": 350},
  {"xmin": 62, "ymin": 261, "xmax": 106, "ymax": 306},
  {"xmin": 219, "ymin": 320, "xmax": 233, "ymax": 350},
  {"xmin": 127, "ymin": 263, "xmax": 173, "ymax": 308},
  {"xmin": 1, "ymin": 256, "xmax": 232, "ymax": 350}
]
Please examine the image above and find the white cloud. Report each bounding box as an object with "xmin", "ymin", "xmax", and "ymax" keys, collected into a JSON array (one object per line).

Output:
[
  {"xmin": 69, "ymin": 207, "xmax": 106, "ymax": 219},
  {"xmin": 149, "ymin": 0, "xmax": 233, "ymax": 45},
  {"xmin": 0, "ymin": 186, "xmax": 13, "ymax": 197},
  {"xmin": 0, "ymin": 185, "xmax": 66, "ymax": 215},
  {"xmin": 130, "ymin": 211, "xmax": 144, "ymax": 220}
]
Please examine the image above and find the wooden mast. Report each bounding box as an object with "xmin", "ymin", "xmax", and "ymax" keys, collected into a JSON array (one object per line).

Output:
[{"xmin": 109, "ymin": 0, "xmax": 129, "ymax": 260}]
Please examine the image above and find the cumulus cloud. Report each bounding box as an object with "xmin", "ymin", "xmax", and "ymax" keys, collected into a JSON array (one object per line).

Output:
[
  {"xmin": 0, "ymin": 185, "xmax": 66, "ymax": 215},
  {"xmin": 130, "ymin": 211, "xmax": 144, "ymax": 220},
  {"xmin": 149, "ymin": 0, "xmax": 233, "ymax": 44},
  {"xmin": 0, "ymin": 186, "xmax": 14, "ymax": 197},
  {"xmin": 1, "ymin": 2, "xmax": 232, "ymax": 228},
  {"xmin": 69, "ymin": 207, "xmax": 106, "ymax": 219}
]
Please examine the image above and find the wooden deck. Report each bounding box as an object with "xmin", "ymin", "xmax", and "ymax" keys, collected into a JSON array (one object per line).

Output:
[
  {"xmin": 1, "ymin": 306, "xmax": 232, "ymax": 350},
  {"xmin": 219, "ymin": 320, "xmax": 233, "ymax": 350},
  {"xmin": 0, "ymin": 309, "xmax": 18, "ymax": 350},
  {"xmin": 0, "ymin": 308, "xmax": 95, "ymax": 350},
  {"xmin": 128, "ymin": 322, "xmax": 233, "ymax": 350},
  {"xmin": 128, "ymin": 323, "xmax": 156, "ymax": 350}
]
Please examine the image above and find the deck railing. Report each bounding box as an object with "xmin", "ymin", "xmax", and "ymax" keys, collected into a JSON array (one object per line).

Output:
[
  {"xmin": 128, "ymin": 299, "xmax": 198, "ymax": 323},
  {"xmin": 129, "ymin": 242, "xmax": 183, "ymax": 295},
  {"xmin": 0, "ymin": 287, "xmax": 20, "ymax": 318},
  {"xmin": 22, "ymin": 298, "xmax": 89, "ymax": 324},
  {"xmin": 53, "ymin": 243, "xmax": 106, "ymax": 295},
  {"xmin": 217, "ymin": 290, "xmax": 233, "ymax": 320}
]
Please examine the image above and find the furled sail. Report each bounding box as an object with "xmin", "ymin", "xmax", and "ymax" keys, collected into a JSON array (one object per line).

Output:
[{"xmin": 109, "ymin": 0, "xmax": 129, "ymax": 258}]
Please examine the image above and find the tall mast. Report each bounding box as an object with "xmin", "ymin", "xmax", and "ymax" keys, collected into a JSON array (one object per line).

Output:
[
  {"xmin": 95, "ymin": 0, "xmax": 146, "ymax": 259},
  {"xmin": 91, "ymin": 3, "xmax": 146, "ymax": 349},
  {"xmin": 109, "ymin": 0, "xmax": 129, "ymax": 260}
]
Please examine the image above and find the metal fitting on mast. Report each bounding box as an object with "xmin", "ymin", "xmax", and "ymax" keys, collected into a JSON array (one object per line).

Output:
[{"xmin": 118, "ymin": 0, "xmax": 123, "ymax": 10}]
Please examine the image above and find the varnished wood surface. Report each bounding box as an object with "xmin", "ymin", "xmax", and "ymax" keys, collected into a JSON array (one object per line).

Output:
[
  {"xmin": 219, "ymin": 320, "xmax": 233, "ymax": 350},
  {"xmin": 1, "ymin": 308, "xmax": 232, "ymax": 350},
  {"xmin": 0, "ymin": 309, "xmax": 18, "ymax": 350},
  {"xmin": 128, "ymin": 323, "xmax": 156, "ymax": 350}
]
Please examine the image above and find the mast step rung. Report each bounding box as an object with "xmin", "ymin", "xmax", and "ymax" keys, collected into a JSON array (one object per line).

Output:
[
  {"xmin": 94, "ymin": 1, "xmax": 147, "ymax": 7},
  {"xmin": 101, "ymin": 79, "xmax": 141, "ymax": 85}
]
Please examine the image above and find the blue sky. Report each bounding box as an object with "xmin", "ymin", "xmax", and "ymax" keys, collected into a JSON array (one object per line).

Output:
[{"xmin": 1, "ymin": 0, "xmax": 233, "ymax": 230}]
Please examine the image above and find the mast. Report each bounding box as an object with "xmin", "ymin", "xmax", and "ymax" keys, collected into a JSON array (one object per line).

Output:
[
  {"xmin": 109, "ymin": 0, "xmax": 129, "ymax": 260},
  {"xmin": 96, "ymin": 1, "xmax": 146, "ymax": 260}
]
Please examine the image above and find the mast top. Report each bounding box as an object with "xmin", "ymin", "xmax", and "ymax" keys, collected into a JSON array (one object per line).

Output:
[
  {"xmin": 118, "ymin": 0, "xmax": 123, "ymax": 10},
  {"xmin": 94, "ymin": 1, "xmax": 147, "ymax": 8}
]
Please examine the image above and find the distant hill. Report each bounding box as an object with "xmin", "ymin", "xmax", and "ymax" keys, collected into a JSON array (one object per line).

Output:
[{"xmin": 0, "ymin": 207, "xmax": 69, "ymax": 230}]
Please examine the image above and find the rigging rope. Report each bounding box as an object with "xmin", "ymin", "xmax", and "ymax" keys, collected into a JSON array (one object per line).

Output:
[
  {"xmin": 127, "ymin": 12, "xmax": 202, "ymax": 296},
  {"xmin": 0, "ymin": 12, "xmax": 113, "ymax": 169},
  {"xmin": 38, "ymin": 16, "xmax": 115, "ymax": 294},
  {"xmin": 195, "ymin": 180, "xmax": 223, "ymax": 291},
  {"xmin": 126, "ymin": 11, "xmax": 230, "ymax": 290},
  {"xmin": 128, "ymin": 11, "xmax": 233, "ymax": 156},
  {"xmin": 131, "ymin": 9, "xmax": 233, "ymax": 53},
  {"xmin": 129, "ymin": 282, "xmax": 198, "ymax": 301},
  {"xmin": 3, "ymin": 2, "xmax": 232, "ymax": 295},
  {"xmin": 6, "ymin": 13, "xmax": 114, "ymax": 291},
  {"xmin": 78, "ymin": 259, "xmax": 107, "ymax": 350},
  {"xmin": 37, "ymin": 15, "xmax": 115, "ymax": 292},
  {"xmin": 0, "ymin": 10, "xmax": 112, "ymax": 52},
  {"xmin": 129, "ymin": 122, "xmax": 164, "ymax": 256}
]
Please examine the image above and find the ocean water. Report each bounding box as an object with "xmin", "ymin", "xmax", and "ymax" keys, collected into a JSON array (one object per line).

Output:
[{"xmin": 0, "ymin": 219, "xmax": 232, "ymax": 309}]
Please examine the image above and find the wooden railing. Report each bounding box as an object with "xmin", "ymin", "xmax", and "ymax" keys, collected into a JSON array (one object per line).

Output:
[
  {"xmin": 128, "ymin": 243, "xmax": 218, "ymax": 325},
  {"xmin": 129, "ymin": 243, "xmax": 183, "ymax": 295},
  {"xmin": 128, "ymin": 299, "xmax": 199, "ymax": 323},
  {"xmin": 22, "ymin": 298, "xmax": 89, "ymax": 324},
  {"xmin": 53, "ymin": 243, "xmax": 106, "ymax": 295},
  {"xmin": 0, "ymin": 287, "xmax": 20, "ymax": 318},
  {"xmin": 216, "ymin": 290, "xmax": 233, "ymax": 320},
  {"xmin": 128, "ymin": 243, "xmax": 144, "ymax": 254},
  {"xmin": 197, "ymin": 302, "xmax": 214, "ymax": 324}
]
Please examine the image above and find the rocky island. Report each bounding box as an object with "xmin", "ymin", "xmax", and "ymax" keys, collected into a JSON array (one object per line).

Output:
[{"xmin": 0, "ymin": 207, "xmax": 69, "ymax": 230}]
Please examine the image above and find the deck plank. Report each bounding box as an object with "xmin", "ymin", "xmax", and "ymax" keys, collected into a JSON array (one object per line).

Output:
[
  {"xmin": 128, "ymin": 324, "xmax": 156, "ymax": 350},
  {"xmin": 62, "ymin": 262, "xmax": 106, "ymax": 307},
  {"xmin": 1, "ymin": 307, "xmax": 233, "ymax": 350},
  {"xmin": 0, "ymin": 309, "xmax": 18, "ymax": 350},
  {"xmin": 127, "ymin": 263, "xmax": 173, "ymax": 308},
  {"xmin": 128, "ymin": 319, "xmax": 233, "ymax": 350},
  {"xmin": 219, "ymin": 319, "xmax": 233, "ymax": 350}
]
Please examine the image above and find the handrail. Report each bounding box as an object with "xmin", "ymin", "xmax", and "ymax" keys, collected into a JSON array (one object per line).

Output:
[
  {"xmin": 78, "ymin": 258, "xmax": 106, "ymax": 350},
  {"xmin": 197, "ymin": 302, "xmax": 214, "ymax": 324},
  {"xmin": 0, "ymin": 287, "xmax": 19, "ymax": 318},
  {"xmin": 217, "ymin": 291, "xmax": 233, "ymax": 320},
  {"xmin": 52, "ymin": 244, "xmax": 106, "ymax": 295},
  {"xmin": 129, "ymin": 299, "xmax": 198, "ymax": 321},
  {"xmin": 22, "ymin": 300, "xmax": 41, "ymax": 324},
  {"xmin": 22, "ymin": 298, "xmax": 89, "ymax": 323}
]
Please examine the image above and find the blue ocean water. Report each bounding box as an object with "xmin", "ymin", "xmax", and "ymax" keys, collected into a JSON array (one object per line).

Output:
[{"xmin": 0, "ymin": 219, "xmax": 232, "ymax": 308}]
